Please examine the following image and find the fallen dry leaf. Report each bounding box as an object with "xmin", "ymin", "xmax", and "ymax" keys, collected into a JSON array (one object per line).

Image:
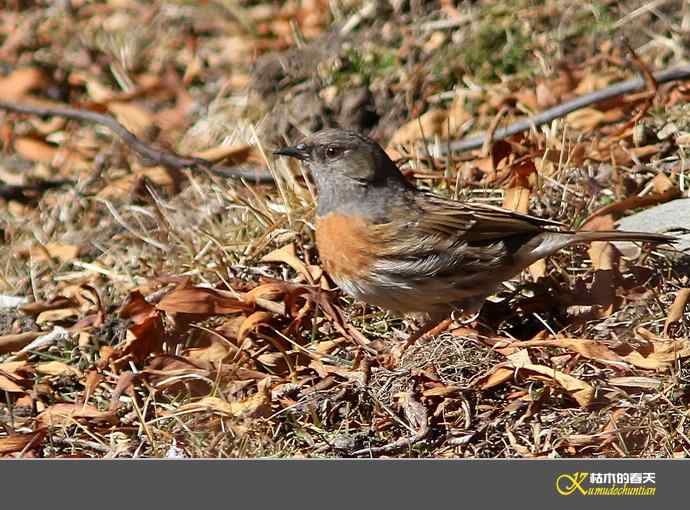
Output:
[
  {"xmin": 422, "ymin": 384, "xmax": 460, "ymax": 398},
  {"xmin": 83, "ymin": 369, "xmax": 102, "ymax": 405},
  {"xmin": 502, "ymin": 185, "xmax": 530, "ymax": 214},
  {"xmin": 185, "ymin": 340, "xmax": 233, "ymax": 364},
  {"xmin": 261, "ymin": 243, "xmax": 320, "ymax": 282},
  {"xmin": 604, "ymin": 144, "xmax": 664, "ymax": 167},
  {"xmin": 20, "ymin": 297, "xmax": 76, "ymax": 315},
  {"xmin": 157, "ymin": 286, "xmax": 254, "ymax": 315},
  {"xmin": 119, "ymin": 291, "xmax": 158, "ymax": 324},
  {"xmin": 581, "ymin": 212, "xmax": 615, "ymax": 234},
  {"xmin": 107, "ymin": 371, "xmax": 138, "ymax": 411},
  {"xmin": 510, "ymin": 337, "xmax": 625, "ymax": 364},
  {"xmin": 13, "ymin": 136, "xmax": 57, "ymax": 164},
  {"xmin": 13, "ymin": 136, "xmax": 89, "ymax": 169},
  {"xmin": 16, "ymin": 243, "xmax": 81, "ymax": 263},
  {"xmin": 396, "ymin": 391, "xmax": 429, "ymax": 434},
  {"xmin": 237, "ymin": 311, "xmax": 273, "ymax": 341},
  {"xmin": 177, "ymin": 378, "xmax": 272, "ymax": 419},
  {"xmin": 388, "ymin": 109, "xmax": 448, "ymax": 146},
  {"xmin": 582, "ymin": 184, "xmax": 681, "ymax": 227},
  {"xmin": 663, "ymin": 288, "xmax": 690, "ymax": 337},
  {"xmin": 588, "ymin": 240, "xmax": 619, "ymax": 272},
  {"xmin": 0, "ymin": 429, "xmax": 46, "ymax": 455},
  {"xmin": 97, "ymin": 165, "xmax": 179, "ymax": 199},
  {"xmin": 245, "ymin": 282, "xmax": 288, "ymax": 303},
  {"xmin": 0, "ymin": 67, "xmax": 46, "ymax": 100},
  {"xmin": 37, "ymin": 403, "xmax": 117, "ymax": 427},
  {"xmin": 536, "ymin": 81, "xmax": 558, "ymax": 108},
  {"xmin": 501, "ymin": 167, "xmax": 545, "ymax": 279},
  {"xmin": 442, "ymin": 94, "xmax": 473, "ymax": 137},
  {"xmin": 36, "ymin": 361, "xmax": 82, "ymax": 377},
  {"xmin": 308, "ymin": 359, "xmax": 366, "ymax": 385},
  {"xmin": 619, "ymin": 329, "xmax": 690, "ymax": 370},
  {"xmin": 516, "ymin": 363, "xmax": 594, "ymax": 407},
  {"xmin": 478, "ymin": 366, "xmax": 514, "ymax": 390},
  {"xmin": 561, "ymin": 430, "xmax": 618, "ymax": 449},
  {"xmin": 566, "ymin": 107, "xmax": 624, "ymax": 130},
  {"xmin": 107, "ymin": 101, "xmax": 154, "ymax": 138},
  {"xmin": 608, "ymin": 376, "xmax": 661, "ymax": 390},
  {"xmin": 0, "ymin": 373, "xmax": 25, "ymax": 393},
  {"xmin": 0, "ymin": 361, "xmax": 29, "ymax": 374},
  {"xmin": 507, "ymin": 348, "xmax": 532, "ymax": 367},
  {"xmin": 115, "ymin": 291, "xmax": 165, "ymax": 363},
  {"xmin": 192, "ymin": 144, "xmax": 253, "ymax": 164},
  {"xmin": 36, "ymin": 307, "xmax": 81, "ymax": 325},
  {"xmin": 0, "ymin": 332, "xmax": 43, "ymax": 355}
]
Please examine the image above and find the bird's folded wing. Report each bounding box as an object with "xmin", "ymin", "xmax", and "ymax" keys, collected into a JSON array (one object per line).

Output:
[{"xmin": 415, "ymin": 194, "xmax": 563, "ymax": 241}]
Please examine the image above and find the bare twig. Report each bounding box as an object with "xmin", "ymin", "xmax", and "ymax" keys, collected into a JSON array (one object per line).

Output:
[
  {"xmin": 351, "ymin": 428, "xmax": 429, "ymax": 457},
  {"xmin": 0, "ymin": 100, "xmax": 274, "ymax": 183},
  {"xmin": 440, "ymin": 66, "xmax": 690, "ymax": 154},
  {"xmin": 617, "ymin": 38, "xmax": 658, "ymax": 131},
  {"xmin": 352, "ymin": 391, "xmax": 430, "ymax": 457},
  {"xmin": 48, "ymin": 436, "xmax": 114, "ymax": 454},
  {"xmin": 481, "ymin": 105, "xmax": 510, "ymax": 157}
]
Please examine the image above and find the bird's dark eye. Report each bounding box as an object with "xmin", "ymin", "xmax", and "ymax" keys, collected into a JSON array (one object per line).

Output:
[{"xmin": 325, "ymin": 146, "xmax": 342, "ymax": 159}]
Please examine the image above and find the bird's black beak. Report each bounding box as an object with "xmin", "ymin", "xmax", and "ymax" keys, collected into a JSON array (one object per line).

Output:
[{"xmin": 273, "ymin": 143, "xmax": 309, "ymax": 161}]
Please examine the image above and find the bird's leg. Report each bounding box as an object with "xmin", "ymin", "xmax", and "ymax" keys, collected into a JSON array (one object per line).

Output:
[
  {"xmin": 450, "ymin": 295, "xmax": 488, "ymax": 326},
  {"xmin": 402, "ymin": 311, "xmax": 453, "ymax": 349},
  {"xmin": 397, "ymin": 296, "xmax": 490, "ymax": 354}
]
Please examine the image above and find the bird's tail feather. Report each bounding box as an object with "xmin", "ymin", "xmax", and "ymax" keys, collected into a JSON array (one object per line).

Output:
[
  {"xmin": 566, "ymin": 230, "xmax": 675, "ymax": 245},
  {"xmin": 518, "ymin": 230, "xmax": 676, "ymax": 267}
]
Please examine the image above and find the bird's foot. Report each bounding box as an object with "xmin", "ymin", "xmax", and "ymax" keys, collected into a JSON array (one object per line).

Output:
[{"xmin": 402, "ymin": 317, "xmax": 453, "ymax": 350}]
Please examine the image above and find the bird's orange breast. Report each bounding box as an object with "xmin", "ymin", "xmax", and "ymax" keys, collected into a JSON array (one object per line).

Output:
[{"xmin": 315, "ymin": 213, "xmax": 376, "ymax": 281}]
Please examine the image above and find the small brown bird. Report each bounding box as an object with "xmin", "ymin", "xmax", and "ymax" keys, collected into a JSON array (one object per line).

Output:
[{"xmin": 275, "ymin": 129, "xmax": 674, "ymax": 332}]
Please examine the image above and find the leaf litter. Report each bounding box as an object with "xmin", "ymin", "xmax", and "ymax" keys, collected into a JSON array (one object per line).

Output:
[{"xmin": 0, "ymin": 0, "xmax": 689, "ymax": 458}]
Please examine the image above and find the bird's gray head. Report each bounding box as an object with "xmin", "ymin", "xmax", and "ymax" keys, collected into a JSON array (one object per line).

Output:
[{"xmin": 274, "ymin": 129, "xmax": 409, "ymax": 216}]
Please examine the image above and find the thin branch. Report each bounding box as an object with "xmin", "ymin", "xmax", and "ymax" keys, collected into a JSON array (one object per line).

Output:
[
  {"xmin": 481, "ymin": 105, "xmax": 510, "ymax": 157},
  {"xmin": 0, "ymin": 100, "xmax": 275, "ymax": 183},
  {"xmin": 5, "ymin": 65, "xmax": 690, "ymax": 181},
  {"xmin": 616, "ymin": 37, "xmax": 658, "ymax": 131},
  {"xmin": 439, "ymin": 65, "xmax": 690, "ymax": 154},
  {"xmin": 352, "ymin": 392, "xmax": 431, "ymax": 457},
  {"xmin": 351, "ymin": 428, "xmax": 430, "ymax": 457}
]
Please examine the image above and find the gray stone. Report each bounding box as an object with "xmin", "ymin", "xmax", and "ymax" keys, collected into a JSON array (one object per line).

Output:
[{"xmin": 616, "ymin": 198, "xmax": 690, "ymax": 252}]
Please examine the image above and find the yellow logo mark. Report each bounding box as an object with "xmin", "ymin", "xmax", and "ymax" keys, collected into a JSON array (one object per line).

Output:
[{"xmin": 556, "ymin": 472, "xmax": 589, "ymax": 496}]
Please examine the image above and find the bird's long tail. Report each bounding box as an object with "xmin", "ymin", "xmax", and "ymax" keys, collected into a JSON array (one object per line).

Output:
[
  {"xmin": 566, "ymin": 230, "xmax": 676, "ymax": 245},
  {"xmin": 519, "ymin": 230, "xmax": 676, "ymax": 267}
]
